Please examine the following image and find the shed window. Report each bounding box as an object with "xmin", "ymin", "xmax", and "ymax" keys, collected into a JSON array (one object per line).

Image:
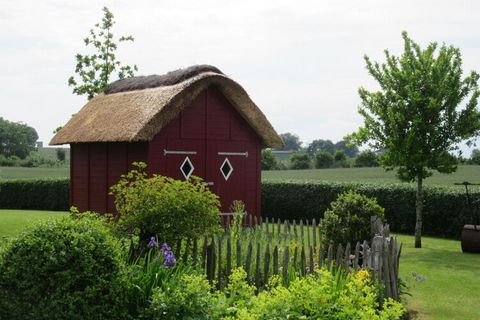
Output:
[
  {"xmin": 180, "ymin": 157, "xmax": 194, "ymax": 179},
  {"xmin": 220, "ymin": 158, "xmax": 233, "ymax": 181}
]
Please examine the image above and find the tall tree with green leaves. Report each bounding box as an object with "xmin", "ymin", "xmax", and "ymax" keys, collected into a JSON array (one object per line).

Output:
[
  {"xmin": 347, "ymin": 32, "xmax": 480, "ymax": 248},
  {"xmin": 278, "ymin": 132, "xmax": 302, "ymax": 151},
  {"xmin": 68, "ymin": 7, "xmax": 137, "ymax": 99},
  {"xmin": 0, "ymin": 117, "xmax": 38, "ymax": 159}
]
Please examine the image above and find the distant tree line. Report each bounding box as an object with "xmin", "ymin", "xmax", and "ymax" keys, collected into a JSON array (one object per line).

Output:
[
  {"xmin": 0, "ymin": 117, "xmax": 67, "ymax": 168},
  {"xmin": 262, "ymin": 131, "xmax": 479, "ymax": 171}
]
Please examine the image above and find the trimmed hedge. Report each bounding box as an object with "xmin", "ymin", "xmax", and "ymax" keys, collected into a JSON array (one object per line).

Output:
[
  {"xmin": 262, "ymin": 181, "xmax": 480, "ymax": 239},
  {"xmin": 1, "ymin": 178, "xmax": 478, "ymax": 239},
  {"xmin": 0, "ymin": 178, "xmax": 69, "ymax": 211}
]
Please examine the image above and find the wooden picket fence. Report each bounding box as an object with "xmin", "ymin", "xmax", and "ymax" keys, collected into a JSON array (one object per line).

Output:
[{"xmin": 174, "ymin": 215, "xmax": 402, "ymax": 301}]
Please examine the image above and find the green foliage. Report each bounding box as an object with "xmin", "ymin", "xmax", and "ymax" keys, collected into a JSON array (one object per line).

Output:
[
  {"xmin": 144, "ymin": 272, "xmax": 217, "ymax": 320},
  {"xmin": 320, "ymin": 190, "xmax": 385, "ymax": 248},
  {"xmin": 355, "ymin": 150, "xmax": 380, "ymax": 167},
  {"xmin": 261, "ymin": 149, "xmax": 279, "ymax": 170},
  {"xmin": 333, "ymin": 149, "xmax": 349, "ymax": 168},
  {"xmin": 0, "ymin": 150, "xmax": 64, "ymax": 168},
  {"xmin": 348, "ymin": 32, "xmax": 480, "ymax": 247},
  {"xmin": 335, "ymin": 140, "xmax": 359, "ymax": 158},
  {"xmin": 68, "ymin": 7, "xmax": 137, "ymax": 99},
  {"xmin": 262, "ymin": 181, "xmax": 479, "ymax": 239},
  {"xmin": 138, "ymin": 266, "xmax": 404, "ymax": 320},
  {"xmin": 230, "ymin": 200, "xmax": 246, "ymax": 240},
  {"xmin": 307, "ymin": 139, "xmax": 335, "ymax": 156},
  {"xmin": 236, "ymin": 269, "xmax": 404, "ymax": 320},
  {"xmin": 314, "ymin": 150, "xmax": 334, "ymax": 168},
  {"xmin": 0, "ymin": 178, "xmax": 69, "ymax": 211},
  {"xmin": 0, "ymin": 117, "xmax": 38, "ymax": 159},
  {"xmin": 110, "ymin": 162, "xmax": 221, "ymax": 245},
  {"xmin": 278, "ymin": 132, "xmax": 302, "ymax": 151},
  {"xmin": 56, "ymin": 148, "xmax": 66, "ymax": 161},
  {"xmin": 289, "ymin": 153, "xmax": 311, "ymax": 170},
  {"xmin": 127, "ymin": 245, "xmax": 196, "ymax": 317},
  {"xmin": 0, "ymin": 217, "xmax": 128, "ymax": 320},
  {"xmin": 470, "ymin": 149, "xmax": 480, "ymax": 165},
  {"xmin": 349, "ymin": 31, "xmax": 480, "ymax": 181}
]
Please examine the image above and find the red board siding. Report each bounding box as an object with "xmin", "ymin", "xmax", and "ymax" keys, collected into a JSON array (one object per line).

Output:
[
  {"xmin": 89, "ymin": 143, "xmax": 107, "ymax": 213},
  {"xmin": 71, "ymin": 142, "xmax": 147, "ymax": 214},
  {"xmin": 107, "ymin": 143, "xmax": 127, "ymax": 212},
  {"xmin": 147, "ymin": 86, "xmax": 263, "ymax": 218},
  {"xmin": 206, "ymin": 88, "xmax": 231, "ymax": 140}
]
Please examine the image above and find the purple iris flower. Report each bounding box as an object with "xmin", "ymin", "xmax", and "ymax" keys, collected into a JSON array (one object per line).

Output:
[
  {"xmin": 159, "ymin": 242, "xmax": 176, "ymax": 267},
  {"xmin": 147, "ymin": 236, "xmax": 158, "ymax": 248}
]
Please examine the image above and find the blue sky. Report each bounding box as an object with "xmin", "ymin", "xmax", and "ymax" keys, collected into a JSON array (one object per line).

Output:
[{"xmin": 1, "ymin": 0, "xmax": 479, "ymax": 155}]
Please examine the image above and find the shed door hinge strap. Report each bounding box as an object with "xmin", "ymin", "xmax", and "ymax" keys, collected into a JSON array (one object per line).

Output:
[
  {"xmin": 164, "ymin": 149, "xmax": 197, "ymax": 156},
  {"xmin": 218, "ymin": 151, "xmax": 248, "ymax": 157}
]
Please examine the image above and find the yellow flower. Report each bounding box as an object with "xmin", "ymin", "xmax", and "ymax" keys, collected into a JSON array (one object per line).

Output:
[{"xmin": 356, "ymin": 269, "xmax": 370, "ymax": 282}]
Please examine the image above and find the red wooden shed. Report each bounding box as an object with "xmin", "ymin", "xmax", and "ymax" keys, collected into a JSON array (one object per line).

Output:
[{"xmin": 50, "ymin": 65, "xmax": 283, "ymax": 219}]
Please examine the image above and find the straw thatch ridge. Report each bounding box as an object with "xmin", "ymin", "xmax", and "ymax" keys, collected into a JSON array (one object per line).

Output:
[
  {"xmin": 50, "ymin": 69, "xmax": 283, "ymax": 148},
  {"xmin": 105, "ymin": 65, "xmax": 223, "ymax": 94}
]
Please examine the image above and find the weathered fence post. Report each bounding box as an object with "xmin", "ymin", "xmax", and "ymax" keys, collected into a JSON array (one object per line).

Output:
[{"xmin": 282, "ymin": 246, "xmax": 289, "ymax": 284}]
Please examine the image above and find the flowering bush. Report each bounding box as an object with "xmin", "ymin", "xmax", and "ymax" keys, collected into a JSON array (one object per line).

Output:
[{"xmin": 110, "ymin": 162, "xmax": 221, "ymax": 246}]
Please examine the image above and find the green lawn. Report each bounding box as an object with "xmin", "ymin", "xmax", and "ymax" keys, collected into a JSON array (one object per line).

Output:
[
  {"xmin": 262, "ymin": 165, "xmax": 480, "ymax": 186},
  {"xmin": 0, "ymin": 166, "xmax": 69, "ymax": 180},
  {"xmin": 396, "ymin": 234, "xmax": 480, "ymax": 320},
  {"xmin": 0, "ymin": 210, "xmax": 67, "ymax": 240}
]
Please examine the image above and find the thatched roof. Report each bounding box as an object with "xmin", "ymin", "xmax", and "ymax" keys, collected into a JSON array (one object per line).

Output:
[{"xmin": 50, "ymin": 65, "xmax": 283, "ymax": 148}]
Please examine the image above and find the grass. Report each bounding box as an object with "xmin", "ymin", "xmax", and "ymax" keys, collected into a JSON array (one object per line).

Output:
[
  {"xmin": 0, "ymin": 210, "xmax": 67, "ymax": 240},
  {"xmin": 0, "ymin": 166, "xmax": 69, "ymax": 180},
  {"xmin": 396, "ymin": 234, "xmax": 480, "ymax": 320},
  {"xmin": 262, "ymin": 165, "xmax": 480, "ymax": 186}
]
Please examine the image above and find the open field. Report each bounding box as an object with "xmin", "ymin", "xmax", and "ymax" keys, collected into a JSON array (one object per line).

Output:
[
  {"xmin": 263, "ymin": 165, "xmax": 480, "ymax": 186},
  {"xmin": 1, "ymin": 164, "xmax": 479, "ymax": 185},
  {"xmin": 0, "ymin": 166, "xmax": 69, "ymax": 180},
  {"xmin": 397, "ymin": 234, "xmax": 480, "ymax": 320}
]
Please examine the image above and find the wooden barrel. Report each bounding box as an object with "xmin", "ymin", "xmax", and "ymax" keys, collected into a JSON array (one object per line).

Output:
[{"xmin": 461, "ymin": 225, "xmax": 480, "ymax": 253}]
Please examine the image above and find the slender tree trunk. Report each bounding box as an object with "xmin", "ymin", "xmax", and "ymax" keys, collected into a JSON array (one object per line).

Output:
[{"xmin": 415, "ymin": 175, "xmax": 423, "ymax": 248}]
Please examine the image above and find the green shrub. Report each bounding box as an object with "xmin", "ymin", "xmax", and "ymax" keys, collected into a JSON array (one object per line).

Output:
[
  {"xmin": 237, "ymin": 268, "xmax": 405, "ymax": 319},
  {"xmin": 289, "ymin": 153, "xmax": 311, "ymax": 170},
  {"xmin": 0, "ymin": 178, "xmax": 69, "ymax": 210},
  {"xmin": 110, "ymin": 162, "xmax": 221, "ymax": 245},
  {"xmin": 333, "ymin": 150, "xmax": 349, "ymax": 168},
  {"xmin": 205, "ymin": 268, "xmax": 404, "ymax": 320},
  {"xmin": 144, "ymin": 273, "xmax": 217, "ymax": 320},
  {"xmin": 314, "ymin": 151, "xmax": 334, "ymax": 168},
  {"xmin": 320, "ymin": 190, "xmax": 385, "ymax": 247},
  {"xmin": 354, "ymin": 150, "xmax": 380, "ymax": 167},
  {"xmin": 262, "ymin": 181, "xmax": 479, "ymax": 238},
  {"xmin": 0, "ymin": 217, "xmax": 128, "ymax": 320},
  {"xmin": 261, "ymin": 149, "xmax": 279, "ymax": 170}
]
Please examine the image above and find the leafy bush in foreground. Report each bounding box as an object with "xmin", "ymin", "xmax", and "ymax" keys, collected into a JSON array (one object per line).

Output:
[
  {"xmin": 0, "ymin": 217, "xmax": 128, "ymax": 320},
  {"xmin": 110, "ymin": 162, "xmax": 221, "ymax": 246},
  {"xmin": 144, "ymin": 268, "xmax": 405, "ymax": 320},
  {"xmin": 320, "ymin": 190, "xmax": 385, "ymax": 248}
]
